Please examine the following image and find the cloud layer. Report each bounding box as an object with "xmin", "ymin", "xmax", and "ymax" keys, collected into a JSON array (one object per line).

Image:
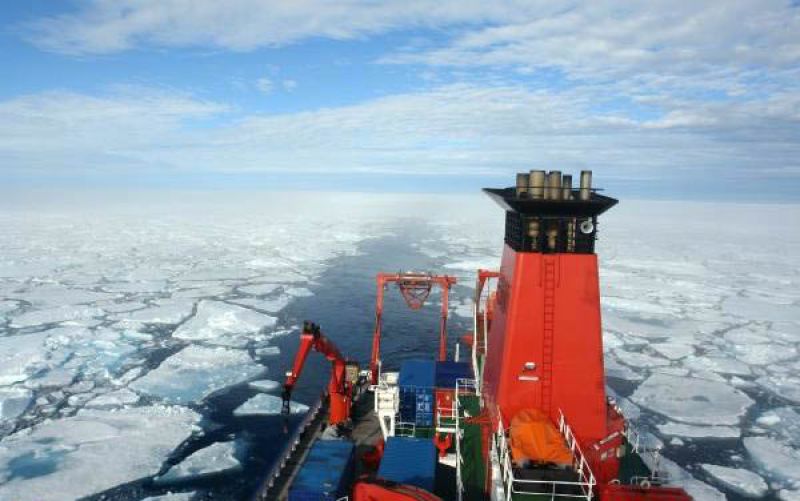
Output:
[{"xmin": 6, "ymin": 1, "xmax": 800, "ymax": 194}]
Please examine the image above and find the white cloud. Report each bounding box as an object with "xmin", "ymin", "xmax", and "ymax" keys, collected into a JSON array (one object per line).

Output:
[
  {"xmin": 1, "ymin": 84, "xmax": 797, "ymax": 180},
  {"xmin": 22, "ymin": 0, "xmax": 521, "ymax": 55},
  {"xmin": 282, "ymin": 79, "xmax": 298, "ymax": 92},
  {"xmin": 255, "ymin": 77, "xmax": 273, "ymax": 94}
]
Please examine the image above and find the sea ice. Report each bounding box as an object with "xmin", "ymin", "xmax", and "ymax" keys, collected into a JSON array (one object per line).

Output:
[
  {"xmin": 604, "ymin": 357, "xmax": 644, "ymax": 381},
  {"xmin": 9, "ymin": 305, "xmax": 104, "ymax": 328},
  {"xmin": 653, "ymin": 455, "xmax": 726, "ymax": 501},
  {"xmin": 254, "ymin": 346, "xmax": 281, "ymax": 357},
  {"xmin": 744, "ymin": 436, "xmax": 800, "ymax": 487},
  {"xmin": 238, "ymin": 283, "xmax": 282, "ymax": 296},
  {"xmin": 143, "ymin": 492, "xmax": 196, "ymax": 501},
  {"xmin": 730, "ymin": 343, "xmax": 797, "ymax": 366},
  {"xmin": 155, "ymin": 441, "xmax": 241, "ymax": 484},
  {"xmin": 233, "ymin": 393, "xmax": 308, "ymax": 417},
  {"xmin": 23, "ymin": 367, "xmax": 77, "ymax": 389},
  {"xmin": 0, "ymin": 387, "xmax": 32, "ymax": 421},
  {"xmin": 284, "ymin": 287, "xmax": 313, "ymax": 298},
  {"xmin": 657, "ymin": 422, "xmax": 740, "ymax": 439},
  {"xmin": 249, "ymin": 379, "xmax": 280, "ymax": 392},
  {"xmin": 780, "ymin": 489, "xmax": 800, "ymax": 501},
  {"xmin": 684, "ymin": 355, "xmax": 751, "ymax": 376},
  {"xmin": 650, "ymin": 342, "xmax": 695, "ymax": 360},
  {"xmin": 172, "ymin": 300, "xmax": 277, "ymax": 343},
  {"xmin": 0, "ymin": 331, "xmax": 52, "ymax": 386},
  {"xmin": 700, "ymin": 464, "xmax": 768, "ymax": 497},
  {"xmin": 85, "ymin": 388, "xmax": 140, "ymax": 409},
  {"xmin": 630, "ymin": 374, "xmax": 753, "ymax": 425},
  {"xmin": 229, "ymin": 296, "xmax": 291, "ymax": 313},
  {"xmin": 614, "ymin": 348, "xmax": 671, "ymax": 368},
  {"xmin": 756, "ymin": 375, "xmax": 800, "ymax": 404},
  {"xmin": 116, "ymin": 300, "xmax": 196, "ymax": 325},
  {"xmin": 757, "ymin": 407, "xmax": 800, "ymax": 447},
  {"xmin": 0, "ymin": 405, "xmax": 200, "ymax": 501},
  {"xmin": 132, "ymin": 345, "xmax": 265, "ymax": 403},
  {"xmin": 6, "ymin": 285, "xmax": 113, "ymax": 308}
]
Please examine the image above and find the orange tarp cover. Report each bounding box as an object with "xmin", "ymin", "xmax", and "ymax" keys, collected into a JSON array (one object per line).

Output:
[{"xmin": 509, "ymin": 409, "xmax": 573, "ymax": 465}]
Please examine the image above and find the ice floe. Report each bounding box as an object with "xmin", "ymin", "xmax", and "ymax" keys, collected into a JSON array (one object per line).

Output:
[
  {"xmin": 9, "ymin": 305, "xmax": 104, "ymax": 328},
  {"xmin": 142, "ymin": 493, "xmax": 196, "ymax": 501},
  {"xmin": 229, "ymin": 296, "xmax": 292, "ymax": 313},
  {"xmin": 249, "ymin": 379, "xmax": 280, "ymax": 392},
  {"xmin": 700, "ymin": 464, "xmax": 768, "ymax": 497},
  {"xmin": 233, "ymin": 393, "xmax": 308, "ymax": 416},
  {"xmin": 0, "ymin": 405, "xmax": 199, "ymax": 501},
  {"xmin": 85, "ymin": 388, "xmax": 140, "ymax": 409},
  {"xmin": 756, "ymin": 375, "xmax": 800, "ymax": 404},
  {"xmin": 115, "ymin": 299, "xmax": 196, "ymax": 325},
  {"xmin": 156, "ymin": 441, "xmax": 241, "ymax": 484},
  {"xmin": 756, "ymin": 407, "xmax": 800, "ymax": 446},
  {"xmin": 630, "ymin": 373, "xmax": 753, "ymax": 425},
  {"xmin": 657, "ymin": 422, "xmax": 740, "ymax": 439},
  {"xmin": 0, "ymin": 387, "xmax": 32, "ymax": 422},
  {"xmin": 744, "ymin": 436, "xmax": 800, "ymax": 488},
  {"xmin": 238, "ymin": 283, "xmax": 282, "ymax": 296},
  {"xmin": 172, "ymin": 300, "xmax": 277, "ymax": 344},
  {"xmin": 132, "ymin": 345, "xmax": 265, "ymax": 403},
  {"xmin": 0, "ymin": 331, "xmax": 53, "ymax": 386}
]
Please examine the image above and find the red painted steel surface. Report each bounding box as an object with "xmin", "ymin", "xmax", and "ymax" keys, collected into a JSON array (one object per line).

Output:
[
  {"xmin": 482, "ymin": 245, "xmax": 608, "ymax": 443},
  {"xmin": 352, "ymin": 481, "xmax": 443, "ymax": 501},
  {"xmin": 370, "ymin": 273, "xmax": 457, "ymax": 384},
  {"xmin": 283, "ymin": 322, "xmax": 354, "ymax": 425},
  {"xmin": 601, "ymin": 485, "xmax": 693, "ymax": 501}
]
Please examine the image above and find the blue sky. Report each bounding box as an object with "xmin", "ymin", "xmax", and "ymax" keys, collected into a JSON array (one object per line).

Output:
[{"xmin": 1, "ymin": 1, "xmax": 799, "ymax": 200}]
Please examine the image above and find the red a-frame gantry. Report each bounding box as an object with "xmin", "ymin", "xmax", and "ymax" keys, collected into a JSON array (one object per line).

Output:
[{"xmin": 369, "ymin": 272, "xmax": 457, "ymax": 384}]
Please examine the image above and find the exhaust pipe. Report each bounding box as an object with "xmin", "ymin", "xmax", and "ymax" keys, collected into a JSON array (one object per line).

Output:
[
  {"xmin": 516, "ymin": 172, "xmax": 530, "ymax": 198},
  {"xmin": 579, "ymin": 170, "xmax": 592, "ymax": 201},
  {"xmin": 562, "ymin": 174, "xmax": 573, "ymax": 200},
  {"xmin": 529, "ymin": 170, "xmax": 546, "ymax": 200},
  {"xmin": 547, "ymin": 171, "xmax": 562, "ymax": 200}
]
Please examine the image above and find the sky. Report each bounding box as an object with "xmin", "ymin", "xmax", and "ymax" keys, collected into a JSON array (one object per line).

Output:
[{"xmin": 1, "ymin": 1, "xmax": 799, "ymax": 201}]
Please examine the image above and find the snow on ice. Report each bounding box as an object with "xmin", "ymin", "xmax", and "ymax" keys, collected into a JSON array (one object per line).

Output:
[
  {"xmin": 172, "ymin": 300, "xmax": 277, "ymax": 344},
  {"xmin": 155, "ymin": 441, "xmax": 241, "ymax": 484},
  {"xmin": 0, "ymin": 406, "xmax": 199, "ymax": 501},
  {"xmin": 234, "ymin": 393, "xmax": 308, "ymax": 416},
  {"xmin": 132, "ymin": 345, "xmax": 265, "ymax": 403},
  {"xmin": 744, "ymin": 436, "xmax": 800, "ymax": 489},
  {"xmin": 631, "ymin": 373, "xmax": 753, "ymax": 426},
  {"xmin": 700, "ymin": 464, "xmax": 768, "ymax": 497}
]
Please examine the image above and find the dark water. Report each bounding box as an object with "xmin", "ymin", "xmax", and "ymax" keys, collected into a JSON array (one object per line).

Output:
[{"xmin": 91, "ymin": 221, "xmax": 472, "ymax": 500}]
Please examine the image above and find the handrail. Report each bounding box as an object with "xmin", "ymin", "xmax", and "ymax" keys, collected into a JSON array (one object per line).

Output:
[
  {"xmin": 493, "ymin": 410, "xmax": 596, "ymax": 501},
  {"xmin": 453, "ymin": 378, "xmax": 479, "ymax": 501}
]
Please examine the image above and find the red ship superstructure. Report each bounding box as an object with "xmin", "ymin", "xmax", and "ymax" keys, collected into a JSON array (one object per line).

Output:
[{"xmin": 256, "ymin": 171, "xmax": 693, "ymax": 501}]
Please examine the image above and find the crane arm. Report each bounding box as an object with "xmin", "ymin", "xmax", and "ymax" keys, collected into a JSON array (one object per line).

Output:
[{"xmin": 282, "ymin": 321, "xmax": 352, "ymax": 424}]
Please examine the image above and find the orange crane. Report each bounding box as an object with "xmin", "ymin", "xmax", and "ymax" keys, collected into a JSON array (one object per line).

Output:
[
  {"xmin": 369, "ymin": 272, "xmax": 456, "ymax": 384},
  {"xmin": 282, "ymin": 321, "xmax": 359, "ymax": 426}
]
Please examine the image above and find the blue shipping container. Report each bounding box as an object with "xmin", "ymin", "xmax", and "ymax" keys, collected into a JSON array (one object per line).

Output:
[
  {"xmin": 378, "ymin": 437, "xmax": 437, "ymax": 492},
  {"xmin": 399, "ymin": 360, "xmax": 436, "ymax": 425},
  {"xmin": 435, "ymin": 361, "xmax": 473, "ymax": 389},
  {"xmin": 289, "ymin": 440, "xmax": 355, "ymax": 501},
  {"xmin": 399, "ymin": 360, "xmax": 436, "ymax": 387}
]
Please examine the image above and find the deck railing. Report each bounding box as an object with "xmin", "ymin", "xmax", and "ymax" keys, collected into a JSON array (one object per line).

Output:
[
  {"xmin": 451, "ymin": 378, "xmax": 479, "ymax": 501},
  {"xmin": 494, "ymin": 410, "xmax": 596, "ymax": 501}
]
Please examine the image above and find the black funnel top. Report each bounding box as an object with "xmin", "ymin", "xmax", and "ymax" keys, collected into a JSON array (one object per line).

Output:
[{"xmin": 483, "ymin": 187, "xmax": 618, "ymax": 217}]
